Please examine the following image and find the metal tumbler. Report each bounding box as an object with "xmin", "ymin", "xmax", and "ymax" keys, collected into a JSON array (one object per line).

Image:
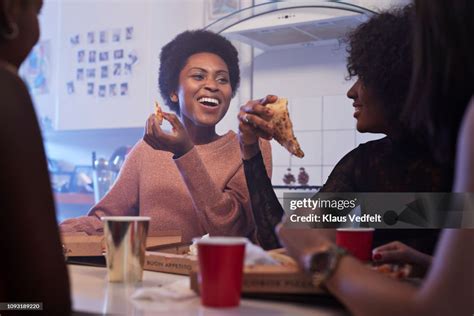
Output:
[{"xmin": 101, "ymin": 216, "xmax": 150, "ymax": 282}]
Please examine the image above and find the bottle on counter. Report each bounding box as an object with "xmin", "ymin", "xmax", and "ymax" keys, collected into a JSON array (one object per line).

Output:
[
  {"xmin": 92, "ymin": 154, "xmax": 117, "ymax": 203},
  {"xmin": 298, "ymin": 167, "xmax": 309, "ymax": 185},
  {"xmin": 283, "ymin": 168, "xmax": 296, "ymax": 185}
]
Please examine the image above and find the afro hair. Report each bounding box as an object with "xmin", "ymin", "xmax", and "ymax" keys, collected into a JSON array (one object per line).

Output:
[{"xmin": 346, "ymin": 6, "xmax": 414, "ymax": 122}]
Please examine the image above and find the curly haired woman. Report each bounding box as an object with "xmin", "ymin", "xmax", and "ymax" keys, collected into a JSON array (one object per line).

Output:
[
  {"xmin": 61, "ymin": 30, "xmax": 272, "ymax": 243},
  {"xmin": 239, "ymin": 6, "xmax": 447, "ymax": 251}
]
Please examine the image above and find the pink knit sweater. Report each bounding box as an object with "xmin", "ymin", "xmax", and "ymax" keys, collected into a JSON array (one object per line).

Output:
[{"xmin": 61, "ymin": 131, "xmax": 272, "ymax": 242}]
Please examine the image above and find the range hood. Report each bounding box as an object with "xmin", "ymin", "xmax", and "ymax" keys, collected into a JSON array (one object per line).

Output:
[{"xmin": 205, "ymin": 1, "xmax": 375, "ymax": 51}]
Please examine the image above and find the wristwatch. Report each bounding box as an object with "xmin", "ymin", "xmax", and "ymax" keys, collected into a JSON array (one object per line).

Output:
[{"xmin": 304, "ymin": 244, "xmax": 348, "ymax": 288}]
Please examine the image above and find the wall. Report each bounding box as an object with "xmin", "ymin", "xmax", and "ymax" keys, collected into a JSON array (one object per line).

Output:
[{"xmin": 34, "ymin": 0, "xmax": 210, "ymax": 166}]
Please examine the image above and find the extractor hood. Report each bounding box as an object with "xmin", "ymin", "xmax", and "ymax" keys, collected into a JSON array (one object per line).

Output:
[{"xmin": 205, "ymin": 1, "xmax": 375, "ymax": 51}]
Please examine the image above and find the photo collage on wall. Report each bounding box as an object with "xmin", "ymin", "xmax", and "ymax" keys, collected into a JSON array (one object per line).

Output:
[{"xmin": 66, "ymin": 26, "xmax": 138, "ymax": 98}]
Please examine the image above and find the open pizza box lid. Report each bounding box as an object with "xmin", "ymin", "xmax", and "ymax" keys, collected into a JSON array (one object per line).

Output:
[{"xmin": 61, "ymin": 230, "xmax": 182, "ymax": 257}]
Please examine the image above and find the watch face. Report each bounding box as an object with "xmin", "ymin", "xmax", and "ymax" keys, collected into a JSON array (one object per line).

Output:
[{"xmin": 311, "ymin": 252, "xmax": 331, "ymax": 274}]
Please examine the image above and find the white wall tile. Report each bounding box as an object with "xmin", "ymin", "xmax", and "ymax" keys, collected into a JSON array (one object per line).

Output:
[
  {"xmin": 356, "ymin": 132, "xmax": 385, "ymax": 145},
  {"xmin": 272, "ymin": 166, "xmax": 294, "ymax": 186},
  {"xmin": 294, "ymin": 131, "xmax": 322, "ymax": 165},
  {"xmin": 271, "ymin": 140, "xmax": 292, "ymax": 166},
  {"xmin": 322, "ymin": 130, "xmax": 355, "ymax": 165},
  {"xmin": 322, "ymin": 95, "xmax": 356, "ymax": 130},
  {"xmin": 289, "ymin": 97, "xmax": 323, "ymax": 131}
]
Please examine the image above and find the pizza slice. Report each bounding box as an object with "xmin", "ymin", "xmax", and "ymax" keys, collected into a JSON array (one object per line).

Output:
[
  {"xmin": 154, "ymin": 101, "xmax": 164, "ymax": 125},
  {"xmin": 267, "ymin": 98, "xmax": 304, "ymax": 158}
]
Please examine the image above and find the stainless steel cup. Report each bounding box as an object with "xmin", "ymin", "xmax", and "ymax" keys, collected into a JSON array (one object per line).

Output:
[{"xmin": 101, "ymin": 216, "xmax": 150, "ymax": 282}]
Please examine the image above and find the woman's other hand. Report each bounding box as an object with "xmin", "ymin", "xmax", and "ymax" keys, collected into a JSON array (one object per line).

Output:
[
  {"xmin": 144, "ymin": 112, "xmax": 194, "ymax": 157},
  {"xmin": 372, "ymin": 241, "xmax": 432, "ymax": 278},
  {"xmin": 276, "ymin": 220, "xmax": 336, "ymax": 268},
  {"xmin": 238, "ymin": 94, "xmax": 276, "ymax": 159}
]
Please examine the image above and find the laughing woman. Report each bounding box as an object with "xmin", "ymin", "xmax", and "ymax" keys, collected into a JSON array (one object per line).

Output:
[{"xmin": 61, "ymin": 30, "xmax": 272, "ymax": 242}]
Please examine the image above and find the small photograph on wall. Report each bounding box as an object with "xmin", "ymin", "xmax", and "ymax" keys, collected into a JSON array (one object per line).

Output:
[
  {"xmin": 101, "ymin": 65, "xmax": 108, "ymax": 79},
  {"xmin": 109, "ymin": 83, "xmax": 117, "ymax": 96},
  {"xmin": 120, "ymin": 82, "xmax": 128, "ymax": 96},
  {"xmin": 87, "ymin": 82, "xmax": 94, "ymax": 95},
  {"xmin": 99, "ymin": 51, "xmax": 109, "ymax": 62},
  {"xmin": 87, "ymin": 32, "xmax": 95, "ymax": 44},
  {"xmin": 98, "ymin": 84, "xmax": 106, "ymax": 97},
  {"xmin": 77, "ymin": 50, "xmax": 85, "ymax": 63},
  {"xmin": 76, "ymin": 68, "xmax": 84, "ymax": 81},
  {"xmin": 125, "ymin": 26, "xmax": 134, "ymax": 40},
  {"xmin": 128, "ymin": 50, "xmax": 138, "ymax": 65},
  {"xmin": 99, "ymin": 30, "xmax": 108, "ymax": 44},
  {"xmin": 124, "ymin": 63, "xmax": 131, "ymax": 75},
  {"xmin": 86, "ymin": 68, "xmax": 96, "ymax": 78},
  {"xmin": 67, "ymin": 81, "xmax": 75, "ymax": 94},
  {"xmin": 112, "ymin": 29, "xmax": 121, "ymax": 42},
  {"xmin": 89, "ymin": 51, "xmax": 96, "ymax": 63},
  {"xmin": 114, "ymin": 49, "xmax": 124, "ymax": 59},
  {"xmin": 70, "ymin": 34, "xmax": 80, "ymax": 45},
  {"xmin": 113, "ymin": 63, "xmax": 121, "ymax": 76}
]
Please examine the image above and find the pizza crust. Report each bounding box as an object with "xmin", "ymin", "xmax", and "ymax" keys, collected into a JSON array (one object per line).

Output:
[
  {"xmin": 267, "ymin": 98, "xmax": 304, "ymax": 158},
  {"xmin": 154, "ymin": 101, "xmax": 164, "ymax": 125}
]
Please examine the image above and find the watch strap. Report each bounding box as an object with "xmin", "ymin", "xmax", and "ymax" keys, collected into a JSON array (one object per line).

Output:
[{"xmin": 310, "ymin": 245, "xmax": 348, "ymax": 288}]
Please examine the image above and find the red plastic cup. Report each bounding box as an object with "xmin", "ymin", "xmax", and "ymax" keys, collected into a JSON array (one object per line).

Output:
[
  {"xmin": 336, "ymin": 228, "xmax": 374, "ymax": 261},
  {"xmin": 196, "ymin": 237, "xmax": 247, "ymax": 308}
]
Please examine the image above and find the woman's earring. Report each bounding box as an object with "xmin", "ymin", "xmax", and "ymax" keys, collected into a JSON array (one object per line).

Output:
[
  {"xmin": 1, "ymin": 23, "xmax": 19, "ymax": 40},
  {"xmin": 170, "ymin": 94, "xmax": 178, "ymax": 102}
]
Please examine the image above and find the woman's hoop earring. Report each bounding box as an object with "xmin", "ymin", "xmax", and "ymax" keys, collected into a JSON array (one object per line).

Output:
[{"xmin": 1, "ymin": 23, "xmax": 19, "ymax": 40}]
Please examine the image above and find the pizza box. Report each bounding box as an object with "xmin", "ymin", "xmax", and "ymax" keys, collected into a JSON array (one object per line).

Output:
[
  {"xmin": 189, "ymin": 256, "xmax": 325, "ymax": 295},
  {"xmin": 144, "ymin": 242, "xmax": 197, "ymax": 275},
  {"xmin": 61, "ymin": 230, "xmax": 182, "ymax": 257},
  {"xmin": 144, "ymin": 245, "xmax": 324, "ymax": 295}
]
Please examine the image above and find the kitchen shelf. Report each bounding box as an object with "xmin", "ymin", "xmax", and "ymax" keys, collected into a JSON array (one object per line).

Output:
[
  {"xmin": 54, "ymin": 192, "xmax": 94, "ymax": 205},
  {"xmin": 273, "ymin": 185, "xmax": 321, "ymax": 190}
]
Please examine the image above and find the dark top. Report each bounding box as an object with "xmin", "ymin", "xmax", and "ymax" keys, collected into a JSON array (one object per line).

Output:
[
  {"xmin": 0, "ymin": 67, "xmax": 71, "ymax": 314},
  {"xmin": 244, "ymin": 136, "xmax": 453, "ymax": 251}
]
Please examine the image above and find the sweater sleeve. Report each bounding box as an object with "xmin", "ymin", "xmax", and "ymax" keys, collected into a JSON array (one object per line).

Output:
[
  {"xmin": 243, "ymin": 143, "xmax": 359, "ymax": 249},
  {"xmin": 59, "ymin": 144, "xmax": 141, "ymax": 235},
  {"xmin": 243, "ymin": 144, "xmax": 284, "ymax": 250},
  {"xmin": 174, "ymin": 144, "xmax": 268, "ymax": 240}
]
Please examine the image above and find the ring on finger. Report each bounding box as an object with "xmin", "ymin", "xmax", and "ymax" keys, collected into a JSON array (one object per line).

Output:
[{"xmin": 243, "ymin": 114, "xmax": 250, "ymax": 124}]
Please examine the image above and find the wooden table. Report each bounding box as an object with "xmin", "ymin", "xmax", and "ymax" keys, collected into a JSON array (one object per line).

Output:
[{"xmin": 68, "ymin": 264, "xmax": 346, "ymax": 315}]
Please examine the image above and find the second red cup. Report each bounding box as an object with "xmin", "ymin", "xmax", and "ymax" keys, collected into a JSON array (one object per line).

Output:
[
  {"xmin": 336, "ymin": 228, "xmax": 374, "ymax": 261},
  {"xmin": 196, "ymin": 237, "xmax": 247, "ymax": 308}
]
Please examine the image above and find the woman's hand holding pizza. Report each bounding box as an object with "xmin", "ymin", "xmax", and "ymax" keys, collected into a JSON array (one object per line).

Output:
[
  {"xmin": 238, "ymin": 95, "xmax": 276, "ymax": 159},
  {"xmin": 144, "ymin": 112, "xmax": 194, "ymax": 158}
]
